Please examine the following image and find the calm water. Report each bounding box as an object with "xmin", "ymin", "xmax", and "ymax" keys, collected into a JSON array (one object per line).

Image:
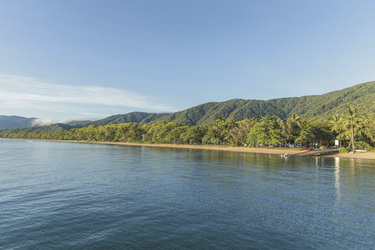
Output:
[{"xmin": 1, "ymin": 139, "xmax": 375, "ymax": 249}]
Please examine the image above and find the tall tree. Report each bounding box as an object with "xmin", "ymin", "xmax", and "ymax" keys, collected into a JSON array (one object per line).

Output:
[
  {"xmin": 330, "ymin": 114, "xmax": 345, "ymax": 147},
  {"xmin": 228, "ymin": 118, "xmax": 255, "ymax": 146},
  {"xmin": 345, "ymin": 106, "xmax": 363, "ymax": 152},
  {"xmin": 280, "ymin": 113, "xmax": 300, "ymax": 144},
  {"xmin": 247, "ymin": 116, "xmax": 283, "ymax": 147},
  {"xmin": 295, "ymin": 119, "xmax": 315, "ymax": 147},
  {"xmin": 363, "ymin": 114, "xmax": 375, "ymax": 148}
]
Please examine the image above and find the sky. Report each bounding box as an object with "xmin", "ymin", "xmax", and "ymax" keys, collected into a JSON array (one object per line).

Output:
[{"xmin": 1, "ymin": 0, "xmax": 375, "ymax": 120}]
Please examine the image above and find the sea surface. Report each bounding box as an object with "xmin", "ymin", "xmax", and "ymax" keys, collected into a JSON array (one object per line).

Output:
[{"xmin": 1, "ymin": 139, "xmax": 375, "ymax": 249}]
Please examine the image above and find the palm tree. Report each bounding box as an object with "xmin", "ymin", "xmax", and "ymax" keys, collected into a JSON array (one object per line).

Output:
[
  {"xmin": 348, "ymin": 106, "xmax": 355, "ymax": 152},
  {"xmin": 330, "ymin": 114, "xmax": 344, "ymax": 147},
  {"xmin": 345, "ymin": 106, "xmax": 362, "ymax": 152},
  {"xmin": 282, "ymin": 114, "xmax": 300, "ymax": 144}
]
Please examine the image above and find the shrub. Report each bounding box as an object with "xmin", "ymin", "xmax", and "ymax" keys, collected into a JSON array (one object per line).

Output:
[
  {"xmin": 338, "ymin": 147, "xmax": 351, "ymax": 153},
  {"xmin": 354, "ymin": 141, "xmax": 371, "ymax": 150}
]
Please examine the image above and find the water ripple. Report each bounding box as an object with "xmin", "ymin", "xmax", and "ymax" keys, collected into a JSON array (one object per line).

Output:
[{"xmin": 1, "ymin": 140, "xmax": 375, "ymax": 248}]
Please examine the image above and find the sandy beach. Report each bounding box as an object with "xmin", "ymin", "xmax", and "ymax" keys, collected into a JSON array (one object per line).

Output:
[
  {"xmin": 6, "ymin": 138, "xmax": 374, "ymax": 160},
  {"xmin": 89, "ymin": 141, "xmax": 375, "ymax": 160}
]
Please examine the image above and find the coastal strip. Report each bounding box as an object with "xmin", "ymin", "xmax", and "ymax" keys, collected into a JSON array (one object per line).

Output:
[
  {"xmin": 63, "ymin": 140, "xmax": 375, "ymax": 160},
  {"xmin": 3, "ymin": 138, "xmax": 374, "ymax": 160}
]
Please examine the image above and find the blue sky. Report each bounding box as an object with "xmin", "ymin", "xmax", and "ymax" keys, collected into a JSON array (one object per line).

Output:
[{"xmin": 1, "ymin": 0, "xmax": 375, "ymax": 120}]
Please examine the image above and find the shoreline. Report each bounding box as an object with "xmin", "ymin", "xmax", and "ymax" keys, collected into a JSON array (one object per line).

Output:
[
  {"xmin": 3, "ymin": 138, "xmax": 375, "ymax": 160},
  {"xmin": 34, "ymin": 139, "xmax": 375, "ymax": 160}
]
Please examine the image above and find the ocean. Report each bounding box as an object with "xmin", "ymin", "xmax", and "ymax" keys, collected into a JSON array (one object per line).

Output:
[{"xmin": 1, "ymin": 139, "xmax": 375, "ymax": 249}]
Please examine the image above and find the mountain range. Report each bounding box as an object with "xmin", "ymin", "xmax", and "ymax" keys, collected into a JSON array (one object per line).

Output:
[{"xmin": 1, "ymin": 80, "xmax": 374, "ymax": 131}]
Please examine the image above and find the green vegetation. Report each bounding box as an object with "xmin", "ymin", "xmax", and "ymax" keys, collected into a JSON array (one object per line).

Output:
[
  {"xmin": 2, "ymin": 81, "xmax": 375, "ymax": 129},
  {"xmin": 2, "ymin": 109, "xmax": 375, "ymax": 152},
  {"xmin": 0, "ymin": 123, "xmax": 73, "ymax": 134},
  {"xmin": 338, "ymin": 147, "xmax": 351, "ymax": 153},
  {"xmin": 150, "ymin": 81, "xmax": 375, "ymax": 125},
  {"xmin": 2, "ymin": 82, "xmax": 375, "ymax": 150},
  {"xmin": 84, "ymin": 112, "xmax": 170, "ymax": 126},
  {"xmin": 247, "ymin": 116, "xmax": 283, "ymax": 147},
  {"xmin": 69, "ymin": 80, "xmax": 375, "ymax": 126}
]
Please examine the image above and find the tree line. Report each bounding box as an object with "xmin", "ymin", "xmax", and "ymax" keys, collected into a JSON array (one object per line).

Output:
[{"xmin": 1, "ymin": 106, "xmax": 374, "ymax": 151}]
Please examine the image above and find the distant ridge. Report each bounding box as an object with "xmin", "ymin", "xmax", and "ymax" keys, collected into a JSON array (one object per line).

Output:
[
  {"xmin": 0, "ymin": 115, "xmax": 39, "ymax": 129},
  {"xmin": 0, "ymin": 116, "xmax": 95, "ymax": 130},
  {"xmin": 0, "ymin": 123, "xmax": 73, "ymax": 134},
  {"xmin": 85, "ymin": 112, "xmax": 171, "ymax": 126},
  {"xmin": 1, "ymin": 81, "xmax": 375, "ymax": 132}
]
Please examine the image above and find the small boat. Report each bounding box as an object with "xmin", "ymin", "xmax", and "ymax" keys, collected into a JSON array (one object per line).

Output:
[{"xmin": 299, "ymin": 148, "xmax": 311, "ymax": 151}]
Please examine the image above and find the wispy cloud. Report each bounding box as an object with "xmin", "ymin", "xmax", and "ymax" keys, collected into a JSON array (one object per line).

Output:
[
  {"xmin": 0, "ymin": 74, "xmax": 173, "ymax": 114},
  {"xmin": 31, "ymin": 119, "xmax": 60, "ymax": 126}
]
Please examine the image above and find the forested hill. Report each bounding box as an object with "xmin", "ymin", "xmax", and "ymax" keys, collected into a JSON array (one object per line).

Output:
[
  {"xmin": 72, "ymin": 80, "xmax": 375, "ymax": 126},
  {"xmin": 1, "ymin": 81, "xmax": 374, "ymax": 132},
  {"xmin": 0, "ymin": 123, "xmax": 73, "ymax": 134},
  {"xmin": 0, "ymin": 115, "xmax": 39, "ymax": 129},
  {"xmin": 153, "ymin": 80, "xmax": 375, "ymax": 125},
  {"xmin": 82, "ymin": 112, "xmax": 171, "ymax": 126}
]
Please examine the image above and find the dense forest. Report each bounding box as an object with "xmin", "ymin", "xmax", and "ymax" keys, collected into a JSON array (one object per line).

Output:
[{"xmin": 1, "ymin": 106, "xmax": 374, "ymax": 152}]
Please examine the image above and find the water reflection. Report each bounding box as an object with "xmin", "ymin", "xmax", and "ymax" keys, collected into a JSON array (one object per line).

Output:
[
  {"xmin": 334, "ymin": 157, "xmax": 341, "ymax": 201},
  {"xmin": 2, "ymin": 141, "xmax": 375, "ymax": 249},
  {"xmin": 350, "ymin": 158, "xmax": 355, "ymax": 177}
]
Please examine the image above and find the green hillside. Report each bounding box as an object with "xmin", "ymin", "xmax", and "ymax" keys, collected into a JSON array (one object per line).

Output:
[
  {"xmin": 153, "ymin": 81, "xmax": 375, "ymax": 125},
  {"xmin": 2, "ymin": 81, "xmax": 375, "ymax": 132},
  {"xmin": 0, "ymin": 123, "xmax": 73, "ymax": 135},
  {"xmin": 86, "ymin": 112, "xmax": 171, "ymax": 126}
]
